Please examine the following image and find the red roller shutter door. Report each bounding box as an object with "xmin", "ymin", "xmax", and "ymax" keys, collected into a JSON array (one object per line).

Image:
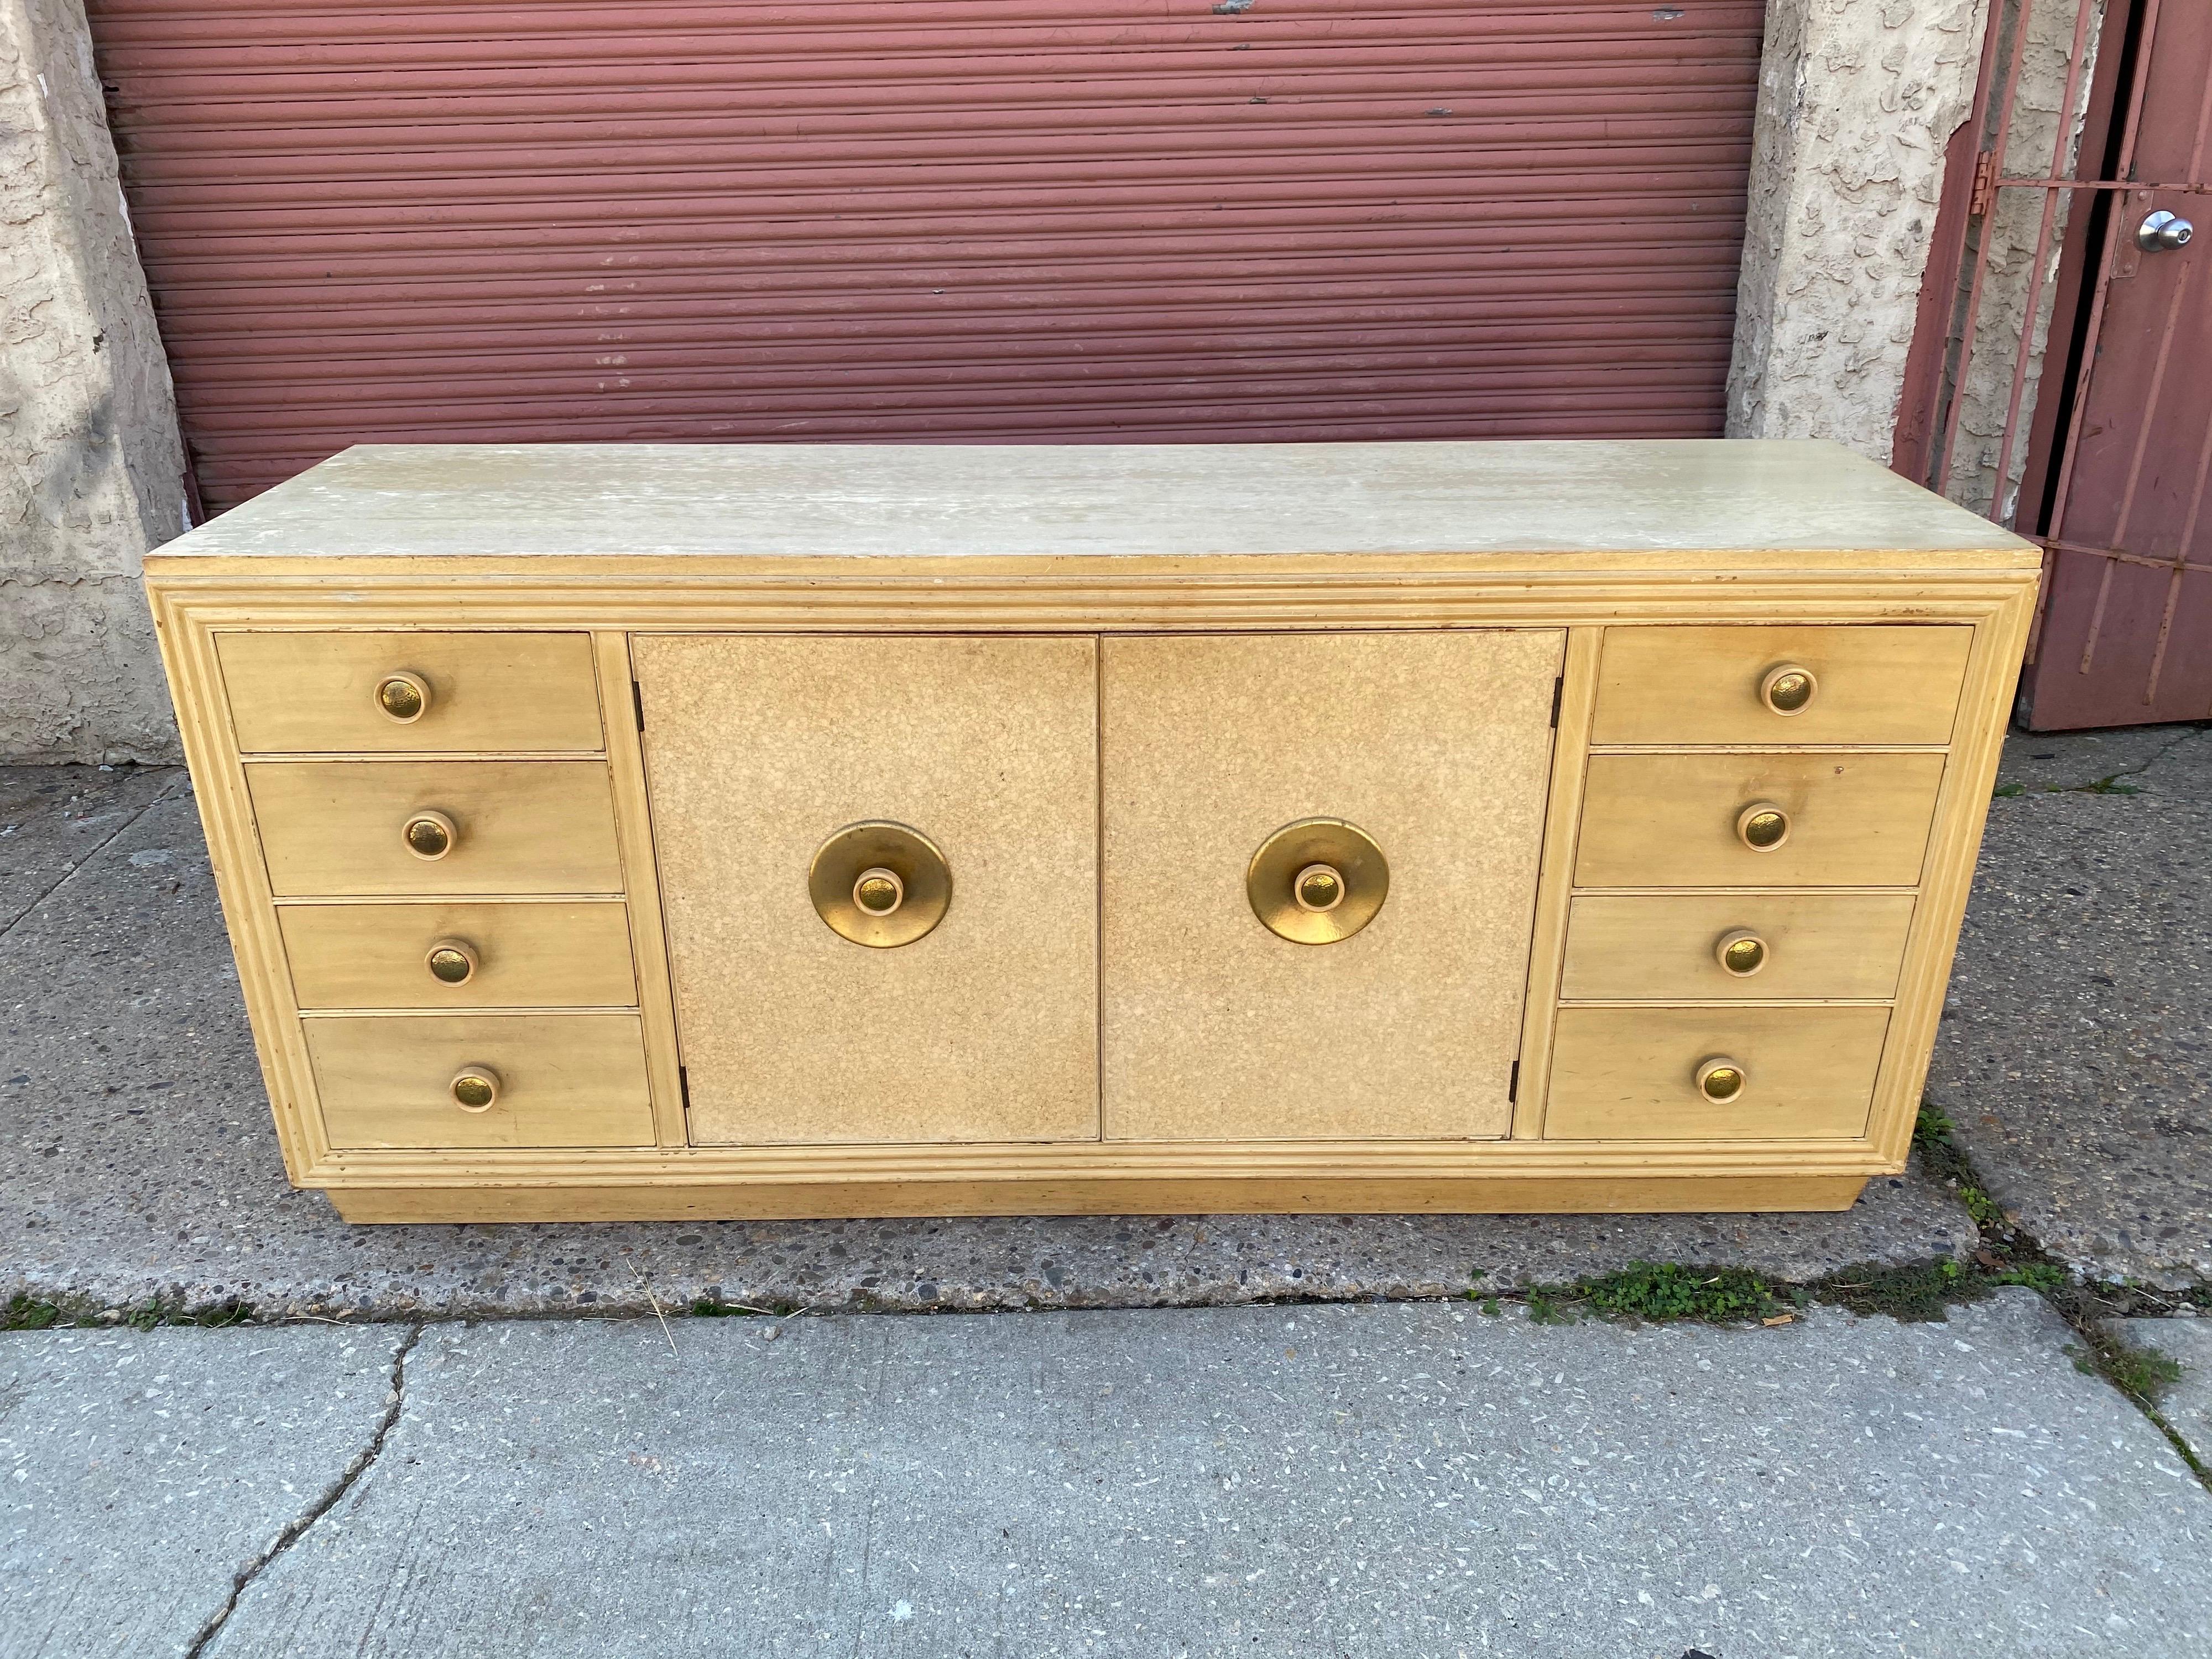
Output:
[{"xmin": 88, "ymin": 1, "xmax": 1767, "ymax": 512}]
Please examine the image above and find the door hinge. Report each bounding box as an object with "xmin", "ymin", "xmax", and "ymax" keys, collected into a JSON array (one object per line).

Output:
[
  {"xmin": 1969, "ymin": 149, "xmax": 1999, "ymax": 218},
  {"xmin": 632, "ymin": 680, "xmax": 646, "ymax": 733},
  {"xmin": 1508, "ymin": 1059, "xmax": 1520, "ymax": 1102},
  {"xmin": 679, "ymin": 1065, "xmax": 691, "ymax": 1108},
  {"xmin": 1548, "ymin": 676, "xmax": 1564, "ymax": 728}
]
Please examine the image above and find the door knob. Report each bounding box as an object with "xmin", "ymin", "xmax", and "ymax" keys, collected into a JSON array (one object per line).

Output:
[
  {"xmin": 810, "ymin": 821, "xmax": 951, "ymax": 947},
  {"xmin": 2138, "ymin": 210, "xmax": 2194, "ymax": 252},
  {"xmin": 1247, "ymin": 818, "xmax": 1388, "ymax": 944},
  {"xmin": 852, "ymin": 867, "xmax": 905, "ymax": 916}
]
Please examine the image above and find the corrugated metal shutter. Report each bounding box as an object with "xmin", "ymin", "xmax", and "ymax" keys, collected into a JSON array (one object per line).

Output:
[{"xmin": 89, "ymin": 1, "xmax": 1767, "ymax": 512}]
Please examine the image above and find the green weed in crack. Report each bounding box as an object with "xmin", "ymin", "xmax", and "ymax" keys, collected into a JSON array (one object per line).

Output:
[
  {"xmin": 2, "ymin": 1291, "xmax": 255, "ymax": 1331},
  {"xmin": 2069, "ymin": 1336, "xmax": 2184, "ymax": 1410},
  {"xmin": 689, "ymin": 1296, "xmax": 805, "ymax": 1318},
  {"xmin": 2, "ymin": 1292, "xmax": 63, "ymax": 1331},
  {"xmin": 1577, "ymin": 1262, "xmax": 1783, "ymax": 1324}
]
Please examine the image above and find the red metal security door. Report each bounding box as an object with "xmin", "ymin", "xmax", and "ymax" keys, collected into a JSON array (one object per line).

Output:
[
  {"xmin": 88, "ymin": 1, "xmax": 1767, "ymax": 514},
  {"xmin": 2026, "ymin": 2, "xmax": 2212, "ymax": 728}
]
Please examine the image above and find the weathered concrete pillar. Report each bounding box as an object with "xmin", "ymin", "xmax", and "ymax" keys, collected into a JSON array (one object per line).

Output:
[
  {"xmin": 2, "ymin": 0, "xmax": 185, "ymax": 763},
  {"xmin": 1726, "ymin": 0, "xmax": 1991, "ymax": 463}
]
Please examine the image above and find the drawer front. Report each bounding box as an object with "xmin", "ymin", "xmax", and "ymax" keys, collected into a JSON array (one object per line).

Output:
[
  {"xmin": 1591, "ymin": 624, "xmax": 1972, "ymax": 745},
  {"xmin": 1545, "ymin": 1006, "xmax": 1890, "ymax": 1140},
  {"xmin": 636, "ymin": 634, "xmax": 1101, "ymax": 1147},
  {"xmin": 306, "ymin": 1013, "xmax": 653, "ymax": 1149},
  {"xmin": 1575, "ymin": 752, "xmax": 1945, "ymax": 889},
  {"xmin": 280, "ymin": 901, "xmax": 638, "ymax": 1010},
  {"xmin": 248, "ymin": 760, "xmax": 623, "ymax": 897},
  {"xmin": 218, "ymin": 632, "xmax": 603, "ymax": 754},
  {"xmin": 1559, "ymin": 893, "xmax": 1917, "ymax": 1001},
  {"xmin": 1102, "ymin": 629, "xmax": 1563, "ymax": 1141}
]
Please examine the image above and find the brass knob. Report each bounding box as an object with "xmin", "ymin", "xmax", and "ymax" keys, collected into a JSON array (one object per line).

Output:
[
  {"xmin": 1735, "ymin": 801, "xmax": 1791, "ymax": 852},
  {"xmin": 1695, "ymin": 1056, "xmax": 1747, "ymax": 1104},
  {"xmin": 1759, "ymin": 662, "xmax": 1817, "ymax": 716},
  {"xmin": 1715, "ymin": 929, "xmax": 1767, "ymax": 977},
  {"xmin": 374, "ymin": 671, "xmax": 431, "ymax": 723},
  {"xmin": 810, "ymin": 822, "xmax": 950, "ymax": 947},
  {"xmin": 852, "ymin": 866, "xmax": 905, "ymax": 916},
  {"xmin": 425, "ymin": 938, "xmax": 479, "ymax": 986},
  {"xmin": 403, "ymin": 809, "xmax": 457, "ymax": 860},
  {"xmin": 450, "ymin": 1063, "xmax": 501, "ymax": 1112},
  {"xmin": 1248, "ymin": 818, "xmax": 1387, "ymax": 945},
  {"xmin": 1293, "ymin": 863, "xmax": 1345, "ymax": 914}
]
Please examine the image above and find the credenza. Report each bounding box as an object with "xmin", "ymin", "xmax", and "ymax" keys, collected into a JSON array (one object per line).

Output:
[{"xmin": 144, "ymin": 440, "xmax": 2037, "ymax": 1221}]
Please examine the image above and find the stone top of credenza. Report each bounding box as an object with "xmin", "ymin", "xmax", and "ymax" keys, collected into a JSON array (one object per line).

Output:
[{"xmin": 150, "ymin": 439, "xmax": 2039, "ymax": 567}]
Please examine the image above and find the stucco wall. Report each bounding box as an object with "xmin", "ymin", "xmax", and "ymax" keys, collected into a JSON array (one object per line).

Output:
[
  {"xmin": 1, "ymin": 0, "xmax": 184, "ymax": 763},
  {"xmin": 1728, "ymin": 0, "xmax": 1992, "ymax": 463}
]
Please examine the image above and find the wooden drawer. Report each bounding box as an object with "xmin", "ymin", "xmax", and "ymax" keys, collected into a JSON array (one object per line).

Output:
[
  {"xmin": 279, "ymin": 900, "xmax": 638, "ymax": 1010},
  {"xmin": 1591, "ymin": 625, "xmax": 1972, "ymax": 745},
  {"xmin": 218, "ymin": 632, "xmax": 603, "ymax": 754},
  {"xmin": 1545, "ymin": 1006, "xmax": 1890, "ymax": 1140},
  {"xmin": 306, "ymin": 1013, "xmax": 653, "ymax": 1149},
  {"xmin": 1559, "ymin": 893, "xmax": 1917, "ymax": 1001},
  {"xmin": 247, "ymin": 760, "xmax": 623, "ymax": 898},
  {"xmin": 1574, "ymin": 752, "xmax": 1945, "ymax": 889}
]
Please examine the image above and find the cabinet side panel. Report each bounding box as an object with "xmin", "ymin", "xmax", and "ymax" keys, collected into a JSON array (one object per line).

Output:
[
  {"xmin": 597, "ymin": 631, "xmax": 692, "ymax": 1147},
  {"xmin": 147, "ymin": 595, "xmax": 328, "ymax": 1179},
  {"xmin": 1864, "ymin": 589, "xmax": 2037, "ymax": 1160},
  {"xmin": 1509, "ymin": 626, "xmax": 1602, "ymax": 1137}
]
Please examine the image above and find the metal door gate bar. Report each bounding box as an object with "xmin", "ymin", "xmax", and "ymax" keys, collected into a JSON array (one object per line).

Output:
[{"xmin": 1927, "ymin": 0, "xmax": 2212, "ymax": 713}]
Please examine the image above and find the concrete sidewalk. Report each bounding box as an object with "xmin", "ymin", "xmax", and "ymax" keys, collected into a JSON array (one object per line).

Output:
[
  {"xmin": 1932, "ymin": 723, "xmax": 2212, "ymax": 1286},
  {"xmin": 4, "ymin": 1292, "xmax": 2206, "ymax": 1658}
]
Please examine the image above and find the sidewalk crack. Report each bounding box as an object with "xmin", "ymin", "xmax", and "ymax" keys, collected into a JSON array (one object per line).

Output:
[
  {"xmin": 2000, "ymin": 723, "xmax": 2211, "ymax": 800},
  {"xmin": 182, "ymin": 1323, "xmax": 424, "ymax": 1658},
  {"xmin": 0, "ymin": 770, "xmax": 192, "ymax": 940}
]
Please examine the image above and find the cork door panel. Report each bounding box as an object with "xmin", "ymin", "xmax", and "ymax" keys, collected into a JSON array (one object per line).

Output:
[
  {"xmin": 1101, "ymin": 630, "xmax": 1564, "ymax": 1141},
  {"xmin": 635, "ymin": 635, "xmax": 1099, "ymax": 1145}
]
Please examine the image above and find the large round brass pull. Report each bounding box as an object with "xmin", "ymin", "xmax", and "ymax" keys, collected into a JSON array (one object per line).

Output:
[
  {"xmin": 810, "ymin": 822, "xmax": 950, "ymax": 947},
  {"xmin": 1759, "ymin": 662, "xmax": 1817, "ymax": 716},
  {"xmin": 403, "ymin": 809, "xmax": 457, "ymax": 860},
  {"xmin": 374, "ymin": 670, "xmax": 431, "ymax": 723},
  {"xmin": 1715, "ymin": 929, "xmax": 1767, "ymax": 977},
  {"xmin": 1695, "ymin": 1056, "xmax": 1747, "ymax": 1104},
  {"xmin": 1248, "ymin": 818, "xmax": 1387, "ymax": 945},
  {"xmin": 450, "ymin": 1063, "xmax": 502, "ymax": 1113},
  {"xmin": 1735, "ymin": 801, "xmax": 1791, "ymax": 852},
  {"xmin": 425, "ymin": 938, "xmax": 479, "ymax": 986}
]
